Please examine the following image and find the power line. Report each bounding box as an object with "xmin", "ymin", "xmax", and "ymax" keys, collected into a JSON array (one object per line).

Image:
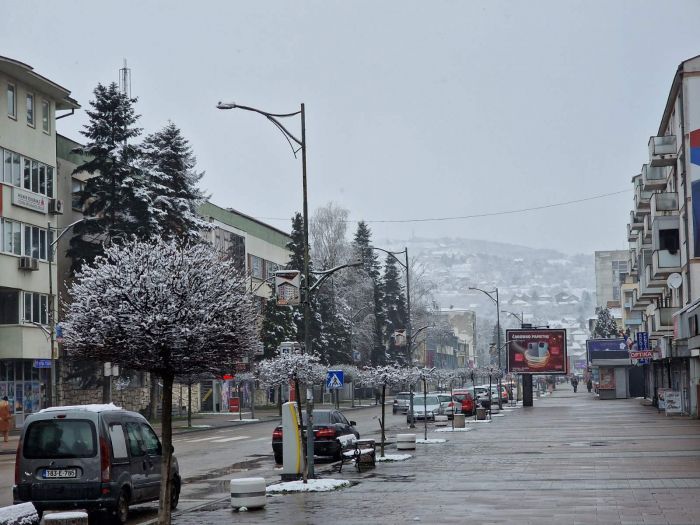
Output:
[{"xmin": 254, "ymin": 188, "xmax": 631, "ymax": 225}]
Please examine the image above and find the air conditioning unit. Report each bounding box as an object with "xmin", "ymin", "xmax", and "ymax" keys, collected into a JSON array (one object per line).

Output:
[
  {"xmin": 18, "ymin": 256, "xmax": 39, "ymax": 271},
  {"xmin": 49, "ymin": 198, "xmax": 64, "ymax": 215}
]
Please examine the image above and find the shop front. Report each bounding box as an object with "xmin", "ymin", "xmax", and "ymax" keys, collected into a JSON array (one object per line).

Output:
[{"xmin": 0, "ymin": 359, "xmax": 50, "ymax": 428}]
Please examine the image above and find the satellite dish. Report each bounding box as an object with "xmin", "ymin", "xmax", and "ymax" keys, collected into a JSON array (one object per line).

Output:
[{"xmin": 667, "ymin": 273, "xmax": 682, "ymax": 289}]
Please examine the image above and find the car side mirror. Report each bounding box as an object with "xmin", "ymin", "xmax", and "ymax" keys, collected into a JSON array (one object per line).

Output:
[{"xmin": 350, "ymin": 421, "xmax": 357, "ymax": 426}]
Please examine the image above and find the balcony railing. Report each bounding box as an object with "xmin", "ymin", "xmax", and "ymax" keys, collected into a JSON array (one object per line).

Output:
[
  {"xmin": 648, "ymin": 135, "xmax": 677, "ymax": 167},
  {"xmin": 643, "ymin": 214, "xmax": 652, "ymax": 242},
  {"xmin": 641, "ymin": 163, "xmax": 667, "ymax": 191},
  {"xmin": 629, "ymin": 210, "xmax": 643, "ymax": 230},
  {"xmin": 650, "ymin": 192, "xmax": 678, "ymax": 219},
  {"xmin": 627, "ymin": 223, "xmax": 639, "ymax": 242},
  {"xmin": 654, "ymin": 306, "xmax": 678, "ymax": 332},
  {"xmin": 634, "ymin": 183, "xmax": 653, "ymax": 212},
  {"xmin": 652, "ymin": 249, "xmax": 681, "ymax": 279}
]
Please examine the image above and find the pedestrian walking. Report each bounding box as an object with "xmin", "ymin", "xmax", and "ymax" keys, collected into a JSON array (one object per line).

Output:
[
  {"xmin": 571, "ymin": 376, "xmax": 579, "ymax": 393},
  {"xmin": 0, "ymin": 396, "xmax": 11, "ymax": 443},
  {"xmin": 586, "ymin": 379, "xmax": 593, "ymax": 393}
]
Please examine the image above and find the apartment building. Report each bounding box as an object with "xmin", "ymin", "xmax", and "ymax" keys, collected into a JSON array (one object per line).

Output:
[
  {"xmin": 594, "ymin": 250, "xmax": 629, "ymax": 309},
  {"xmin": 0, "ymin": 57, "xmax": 78, "ymax": 425},
  {"xmin": 625, "ymin": 55, "xmax": 700, "ymax": 416}
]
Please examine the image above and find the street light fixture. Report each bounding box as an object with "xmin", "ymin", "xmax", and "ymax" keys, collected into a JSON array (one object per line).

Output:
[
  {"xmin": 468, "ymin": 286, "xmax": 503, "ymax": 410},
  {"xmin": 218, "ymin": 100, "xmax": 320, "ymax": 479},
  {"xmin": 501, "ymin": 310, "xmax": 524, "ymax": 327}
]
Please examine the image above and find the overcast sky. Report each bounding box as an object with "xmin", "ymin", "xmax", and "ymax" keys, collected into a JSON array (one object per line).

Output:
[{"xmin": 3, "ymin": 1, "xmax": 699, "ymax": 254}]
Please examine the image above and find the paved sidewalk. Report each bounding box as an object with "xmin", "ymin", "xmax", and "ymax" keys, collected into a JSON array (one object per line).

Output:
[{"xmin": 173, "ymin": 385, "xmax": 700, "ymax": 525}]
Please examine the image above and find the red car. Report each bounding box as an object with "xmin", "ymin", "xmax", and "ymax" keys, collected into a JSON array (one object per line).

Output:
[{"xmin": 451, "ymin": 390, "xmax": 476, "ymax": 416}]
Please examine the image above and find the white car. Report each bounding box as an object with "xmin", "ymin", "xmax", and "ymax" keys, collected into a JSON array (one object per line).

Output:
[{"xmin": 408, "ymin": 394, "xmax": 444, "ymax": 422}]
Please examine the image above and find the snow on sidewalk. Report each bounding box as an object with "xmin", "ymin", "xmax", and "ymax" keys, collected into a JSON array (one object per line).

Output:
[
  {"xmin": 435, "ymin": 426, "xmax": 472, "ymax": 432},
  {"xmin": 416, "ymin": 438, "xmax": 447, "ymax": 444},
  {"xmin": 266, "ymin": 479, "xmax": 351, "ymax": 493},
  {"xmin": 0, "ymin": 503, "xmax": 38, "ymax": 525},
  {"xmin": 377, "ymin": 454, "xmax": 412, "ymax": 462}
]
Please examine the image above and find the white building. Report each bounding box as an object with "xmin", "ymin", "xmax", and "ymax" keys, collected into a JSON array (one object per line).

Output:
[
  {"xmin": 0, "ymin": 56, "xmax": 79, "ymax": 424},
  {"xmin": 595, "ymin": 250, "xmax": 629, "ymax": 309}
]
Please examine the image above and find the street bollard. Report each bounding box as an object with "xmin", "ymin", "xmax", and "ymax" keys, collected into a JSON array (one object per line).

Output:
[
  {"xmin": 454, "ymin": 413, "xmax": 466, "ymax": 428},
  {"xmin": 42, "ymin": 511, "xmax": 89, "ymax": 525},
  {"xmin": 230, "ymin": 477, "xmax": 267, "ymax": 510},
  {"xmin": 396, "ymin": 433, "xmax": 416, "ymax": 450}
]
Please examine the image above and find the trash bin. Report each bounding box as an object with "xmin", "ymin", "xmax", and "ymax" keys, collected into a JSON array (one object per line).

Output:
[{"xmin": 476, "ymin": 408, "xmax": 486, "ymax": 420}]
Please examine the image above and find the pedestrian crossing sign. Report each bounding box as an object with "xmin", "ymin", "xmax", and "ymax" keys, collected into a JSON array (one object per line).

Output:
[{"xmin": 326, "ymin": 370, "xmax": 344, "ymax": 390}]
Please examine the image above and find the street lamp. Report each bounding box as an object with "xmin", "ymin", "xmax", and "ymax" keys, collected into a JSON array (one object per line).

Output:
[
  {"xmin": 468, "ymin": 286, "xmax": 503, "ymax": 410},
  {"xmin": 501, "ymin": 310, "xmax": 524, "ymax": 327},
  {"xmin": 217, "ymin": 100, "xmax": 318, "ymax": 479},
  {"xmin": 48, "ymin": 217, "xmax": 97, "ymax": 406}
]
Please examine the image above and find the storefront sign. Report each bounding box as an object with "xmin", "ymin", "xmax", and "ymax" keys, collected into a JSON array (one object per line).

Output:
[
  {"xmin": 586, "ymin": 339, "xmax": 629, "ymax": 361},
  {"xmin": 32, "ymin": 359, "xmax": 52, "ymax": 369},
  {"xmin": 506, "ymin": 329, "xmax": 567, "ymax": 374},
  {"xmin": 12, "ymin": 187, "xmax": 48, "ymax": 213},
  {"xmin": 629, "ymin": 350, "xmax": 654, "ymax": 359},
  {"xmin": 665, "ymin": 390, "xmax": 682, "ymax": 415},
  {"xmin": 636, "ymin": 332, "xmax": 649, "ymax": 351}
]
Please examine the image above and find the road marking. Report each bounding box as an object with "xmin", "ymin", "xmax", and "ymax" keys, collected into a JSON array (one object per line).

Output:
[
  {"xmin": 253, "ymin": 437, "xmax": 268, "ymax": 442},
  {"xmin": 210, "ymin": 436, "xmax": 249, "ymax": 443},
  {"xmin": 185, "ymin": 436, "xmax": 222, "ymax": 443}
]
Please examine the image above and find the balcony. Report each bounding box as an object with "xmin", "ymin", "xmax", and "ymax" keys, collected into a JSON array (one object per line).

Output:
[
  {"xmin": 631, "ymin": 286, "xmax": 651, "ymax": 310},
  {"xmin": 652, "ymin": 249, "xmax": 681, "ymax": 279},
  {"xmin": 643, "ymin": 214, "xmax": 652, "ymax": 243},
  {"xmin": 648, "ymin": 135, "xmax": 677, "ymax": 167},
  {"xmin": 629, "ymin": 210, "xmax": 643, "ymax": 231},
  {"xmin": 634, "ymin": 183, "xmax": 653, "ymax": 213},
  {"xmin": 652, "ymin": 306, "xmax": 678, "ymax": 333},
  {"xmin": 642, "ymin": 164, "xmax": 667, "ymax": 191},
  {"xmin": 650, "ymin": 192, "xmax": 678, "ymax": 221},
  {"xmin": 624, "ymin": 310, "xmax": 643, "ymax": 326},
  {"xmin": 627, "ymin": 223, "xmax": 639, "ymax": 242}
]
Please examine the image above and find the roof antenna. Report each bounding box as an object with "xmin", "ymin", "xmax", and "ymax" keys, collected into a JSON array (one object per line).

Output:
[{"xmin": 119, "ymin": 59, "xmax": 131, "ymax": 98}]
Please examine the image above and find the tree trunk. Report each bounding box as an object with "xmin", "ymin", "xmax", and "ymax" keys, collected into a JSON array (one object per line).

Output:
[
  {"xmin": 380, "ymin": 383, "xmax": 386, "ymax": 457},
  {"xmin": 157, "ymin": 373, "xmax": 174, "ymax": 525},
  {"xmin": 187, "ymin": 383, "xmax": 192, "ymax": 428},
  {"xmin": 250, "ymin": 381, "xmax": 256, "ymax": 420}
]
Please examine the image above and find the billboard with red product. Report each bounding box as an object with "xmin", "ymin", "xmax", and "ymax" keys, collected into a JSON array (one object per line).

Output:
[{"xmin": 506, "ymin": 329, "xmax": 567, "ymax": 374}]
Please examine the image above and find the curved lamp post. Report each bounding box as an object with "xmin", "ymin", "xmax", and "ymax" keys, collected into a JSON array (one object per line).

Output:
[{"xmin": 468, "ymin": 287, "xmax": 503, "ymax": 410}]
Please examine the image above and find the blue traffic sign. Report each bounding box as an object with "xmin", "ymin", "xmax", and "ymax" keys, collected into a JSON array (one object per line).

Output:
[{"xmin": 326, "ymin": 370, "xmax": 344, "ymax": 390}]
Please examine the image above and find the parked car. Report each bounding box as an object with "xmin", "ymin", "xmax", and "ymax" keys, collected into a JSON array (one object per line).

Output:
[
  {"xmin": 392, "ymin": 392, "xmax": 414, "ymax": 414},
  {"xmin": 272, "ymin": 409, "xmax": 359, "ymax": 464},
  {"xmin": 408, "ymin": 394, "xmax": 444, "ymax": 422},
  {"xmin": 14, "ymin": 404, "xmax": 180, "ymax": 524},
  {"xmin": 451, "ymin": 390, "xmax": 476, "ymax": 416}
]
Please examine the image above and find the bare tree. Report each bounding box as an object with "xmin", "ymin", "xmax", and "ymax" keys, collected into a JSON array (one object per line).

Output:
[
  {"xmin": 63, "ymin": 238, "xmax": 258, "ymax": 525},
  {"xmin": 310, "ymin": 202, "xmax": 350, "ymax": 269}
]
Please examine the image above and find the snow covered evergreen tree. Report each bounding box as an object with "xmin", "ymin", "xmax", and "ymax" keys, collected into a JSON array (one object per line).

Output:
[
  {"xmin": 382, "ymin": 253, "xmax": 408, "ymax": 363},
  {"xmin": 67, "ymin": 82, "xmax": 147, "ymax": 270},
  {"xmin": 63, "ymin": 237, "xmax": 258, "ymax": 524},
  {"xmin": 139, "ymin": 122, "xmax": 209, "ymax": 239},
  {"xmin": 353, "ymin": 221, "xmax": 386, "ymax": 365},
  {"xmin": 592, "ymin": 307, "xmax": 618, "ymax": 338},
  {"xmin": 259, "ymin": 297, "xmax": 297, "ymax": 358}
]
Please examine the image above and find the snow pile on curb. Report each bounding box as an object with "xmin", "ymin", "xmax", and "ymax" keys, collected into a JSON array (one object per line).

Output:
[
  {"xmin": 464, "ymin": 419, "xmax": 492, "ymax": 423},
  {"xmin": 189, "ymin": 424, "xmax": 213, "ymax": 428},
  {"xmin": 377, "ymin": 454, "xmax": 412, "ymax": 462},
  {"xmin": 492, "ymin": 413, "xmax": 505, "ymax": 417},
  {"xmin": 266, "ymin": 479, "xmax": 351, "ymax": 493},
  {"xmin": 227, "ymin": 419, "xmax": 260, "ymax": 423},
  {"xmin": 0, "ymin": 503, "xmax": 38, "ymax": 525},
  {"xmin": 434, "ymin": 427, "xmax": 472, "ymax": 432},
  {"xmin": 342, "ymin": 448, "xmax": 374, "ymax": 458},
  {"xmin": 416, "ymin": 438, "xmax": 446, "ymax": 444}
]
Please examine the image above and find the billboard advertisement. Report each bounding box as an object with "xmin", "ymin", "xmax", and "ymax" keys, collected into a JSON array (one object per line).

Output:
[
  {"xmin": 506, "ymin": 329, "xmax": 567, "ymax": 374},
  {"xmin": 586, "ymin": 339, "xmax": 629, "ymax": 361}
]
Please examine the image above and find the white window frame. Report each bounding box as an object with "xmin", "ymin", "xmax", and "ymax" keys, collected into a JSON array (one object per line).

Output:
[
  {"xmin": 23, "ymin": 291, "xmax": 48, "ymax": 325},
  {"xmin": 251, "ymin": 255, "xmax": 263, "ymax": 279},
  {"xmin": 41, "ymin": 99, "xmax": 50, "ymax": 134},
  {"xmin": 1, "ymin": 219, "xmax": 22, "ymax": 255},
  {"xmin": 22, "ymin": 224, "xmax": 50, "ymax": 261},
  {"xmin": 7, "ymin": 83, "xmax": 16, "ymax": 118},
  {"xmin": 26, "ymin": 92, "xmax": 35, "ymax": 127}
]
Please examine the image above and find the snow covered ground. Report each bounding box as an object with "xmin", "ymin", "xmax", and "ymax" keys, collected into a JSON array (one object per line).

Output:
[
  {"xmin": 435, "ymin": 427, "xmax": 472, "ymax": 432},
  {"xmin": 416, "ymin": 438, "xmax": 447, "ymax": 444},
  {"xmin": 266, "ymin": 479, "xmax": 351, "ymax": 493},
  {"xmin": 0, "ymin": 503, "xmax": 38, "ymax": 525},
  {"xmin": 377, "ymin": 454, "xmax": 412, "ymax": 462}
]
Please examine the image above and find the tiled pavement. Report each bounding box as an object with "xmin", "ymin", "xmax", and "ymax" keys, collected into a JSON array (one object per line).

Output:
[{"xmin": 173, "ymin": 385, "xmax": 700, "ymax": 525}]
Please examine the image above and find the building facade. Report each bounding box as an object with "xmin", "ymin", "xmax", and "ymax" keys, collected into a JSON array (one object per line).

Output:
[
  {"xmin": 625, "ymin": 55, "xmax": 700, "ymax": 416},
  {"xmin": 594, "ymin": 250, "xmax": 629, "ymax": 309},
  {"xmin": 0, "ymin": 57, "xmax": 78, "ymax": 426}
]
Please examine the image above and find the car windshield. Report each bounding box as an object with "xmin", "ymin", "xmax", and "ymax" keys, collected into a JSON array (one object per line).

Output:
[
  {"xmin": 24, "ymin": 419, "xmax": 97, "ymax": 459},
  {"xmin": 397, "ymin": 393, "xmax": 412, "ymax": 400},
  {"xmin": 302, "ymin": 411, "xmax": 331, "ymax": 425},
  {"xmin": 415, "ymin": 396, "xmax": 440, "ymax": 405},
  {"xmin": 437, "ymin": 395, "xmax": 452, "ymax": 403}
]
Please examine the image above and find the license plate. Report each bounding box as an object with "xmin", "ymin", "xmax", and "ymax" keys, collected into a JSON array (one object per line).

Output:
[{"xmin": 43, "ymin": 468, "xmax": 77, "ymax": 479}]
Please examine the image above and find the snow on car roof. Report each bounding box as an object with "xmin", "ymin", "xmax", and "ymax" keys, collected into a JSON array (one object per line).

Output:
[{"xmin": 40, "ymin": 403, "xmax": 123, "ymax": 413}]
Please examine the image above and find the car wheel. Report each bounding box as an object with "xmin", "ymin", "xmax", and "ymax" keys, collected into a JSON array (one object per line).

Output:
[
  {"xmin": 171, "ymin": 477, "xmax": 181, "ymax": 510},
  {"xmin": 112, "ymin": 489, "xmax": 129, "ymax": 525},
  {"xmin": 274, "ymin": 452, "xmax": 283, "ymax": 464},
  {"xmin": 392, "ymin": 407, "xmax": 397, "ymax": 415}
]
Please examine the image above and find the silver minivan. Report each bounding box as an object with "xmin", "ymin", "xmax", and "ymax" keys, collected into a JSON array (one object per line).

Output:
[{"xmin": 13, "ymin": 404, "xmax": 180, "ymax": 524}]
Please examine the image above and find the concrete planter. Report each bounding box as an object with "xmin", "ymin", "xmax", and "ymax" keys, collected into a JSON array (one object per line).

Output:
[
  {"xmin": 396, "ymin": 433, "xmax": 416, "ymax": 450},
  {"xmin": 231, "ymin": 477, "xmax": 267, "ymax": 510},
  {"xmin": 435, "ymin": 415, "xmax": 448, "ymax": 427},
  {"xmin": 453, "ymin": 414, "xmax": 466, "ymax": 428},
  {"xmin": 42, "ymin": 511, "xmax": 89, "ymax": 525}
]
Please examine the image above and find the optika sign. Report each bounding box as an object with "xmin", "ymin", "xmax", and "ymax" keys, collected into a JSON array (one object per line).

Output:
[{"xmin": 12, "ymin": 187, "xmax": 47, "ymax": 213}]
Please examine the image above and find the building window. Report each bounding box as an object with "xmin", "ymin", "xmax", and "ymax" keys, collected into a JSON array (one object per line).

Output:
[
  {"xmin": 41, "ymin": 100, "xmax": 50, "ymax": 133},
  {"xmin": 31, "ymin": 160, "xmax": 38, "ymax": 193},
  {"xmin": 266, "ymin": 261, "xmax": 279, "ymax": 280},
  {"xmin": 0, "ymin": 288, "xmax": 20, "ymax": 324},
  {"xmin": 659, "ymin": 229, "xmax": 680, "ymax": 253},
  {"xmin": 71, "ymin": 178, "xmax": 84, "ymax": 210},
  {"xmin": 1, "ymin": 219, "xmax": 21, "ymax": 255},
  {"xmin": 26, "ymin": 93, "xmax": 34, "ymax": 126},
  {"xmin": 46, "ymin": 166, "xmax": 53, "ymax": 199},
  {"xmin": 23, "ymin": 158, "xmax": 30, "ymax": 190},
  {"xmin": 7, "ymin": 84, "xmax": 15, "ymax": 118},
  {"xmin": 39, "ymin": 164, "xmax": 46, "ymax": 195},
  {"xmin": 23, "ymin": 292, "xmax": 48, "ymax": 325},
  {"xmin": 23, "ymin": 225, "xmax": 50, "ymax": 261},
  {"xmin": 251, "ymin": 255, "xmax": 263, "ymax": 279}
]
